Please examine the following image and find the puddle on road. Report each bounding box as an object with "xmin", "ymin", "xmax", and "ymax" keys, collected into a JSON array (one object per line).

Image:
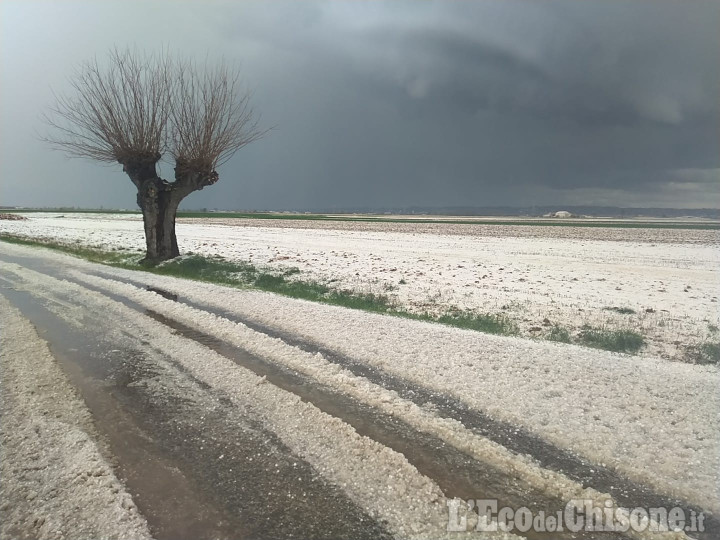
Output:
[{"xmin": 0, "ymin": 280, "xmax": 241, "ymax": 540}]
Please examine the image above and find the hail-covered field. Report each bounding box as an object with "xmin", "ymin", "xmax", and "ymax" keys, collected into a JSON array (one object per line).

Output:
[{"xmin": 2, "ymin": 212, "xmax": 719, "ymax": 361}]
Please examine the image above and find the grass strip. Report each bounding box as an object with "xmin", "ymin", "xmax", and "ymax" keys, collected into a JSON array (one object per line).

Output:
[{"xmin": 2, "ymin": 235, "xmax": 652, "ymax": 354}]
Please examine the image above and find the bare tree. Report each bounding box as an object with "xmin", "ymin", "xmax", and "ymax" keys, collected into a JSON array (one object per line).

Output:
[{"xmin": 43, "ymin": 48, "xmax": 264, "ymax": 261}]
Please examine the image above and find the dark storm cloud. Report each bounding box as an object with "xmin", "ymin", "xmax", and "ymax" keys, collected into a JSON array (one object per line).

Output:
[
  {"xmin": 0, "ymin": 0, "xmax": 718, "ymax": 210},
  {"xmin": 357, "ymin": 2, "xmax": 720, "ymax": 126}
]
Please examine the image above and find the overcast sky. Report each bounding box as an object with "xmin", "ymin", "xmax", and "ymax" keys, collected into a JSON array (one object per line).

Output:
[{"xmin": 1, "ymin": 0, "xmax": 718, "ymax": 210}]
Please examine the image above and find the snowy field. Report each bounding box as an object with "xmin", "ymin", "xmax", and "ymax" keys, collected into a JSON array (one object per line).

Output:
[{"xmin": 1, "ymin": 212, "xmax": 719, "ymax": 361}]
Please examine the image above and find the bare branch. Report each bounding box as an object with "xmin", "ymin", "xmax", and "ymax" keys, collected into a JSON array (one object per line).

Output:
[
  {"xmin": 42, "ymin": 48, "xmax": 172, "ymax": 167},
  {"xmin": 42, "ymin": 48, "xmax": 265, "ymax": 196},
  {"xmin": 170, "ymin": 58, "xmax": 266, "ymax": 182}
]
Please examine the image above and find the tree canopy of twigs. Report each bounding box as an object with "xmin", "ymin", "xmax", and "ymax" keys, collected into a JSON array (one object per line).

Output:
[
  {"xmin": 171, "ymin": 60, "xmax": 262, "ymax": 175},
  {"xmin": 43, "ymin": 48, "xmax": 264, "ymax": 175},
  {"xmin": 43, "ymin": 49, "xmax": 172, "ymax": 166}
]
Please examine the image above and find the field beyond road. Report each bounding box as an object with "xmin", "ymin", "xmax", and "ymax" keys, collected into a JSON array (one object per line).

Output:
[{"xmin": 2, "ymin": 212, "xmax": 718, "ymax": 362}]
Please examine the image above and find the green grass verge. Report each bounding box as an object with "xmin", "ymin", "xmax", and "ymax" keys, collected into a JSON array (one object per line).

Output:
[
  {"xmin": 0, "ymin": 235, "xmax": 140, "ymax": 266},
  {"xmin": 577, "ymin": 325, "xmax": 645, "ymax": 354},
  {"xmin": 3, "ymin": 208, "xmax": 718, "ymax": 230},
  {"xmin": 433, "ymin": 311, "xmax": 518, "ymax": 335},
  {"xmin": 547, "ymin": 325, "xmax": 572, "ymax": 343},
  {"xmin": 2, "ymin": 234, "xmax": 656, "ymax": 351},
  {"xmin": 686, "ymin": 342, "xmax": 720, "ymax": 365}
]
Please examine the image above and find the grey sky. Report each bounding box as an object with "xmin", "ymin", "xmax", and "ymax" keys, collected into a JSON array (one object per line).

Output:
[{"xmin": 1, "ymin": 0, "xmax": 718, "ymax": 210}]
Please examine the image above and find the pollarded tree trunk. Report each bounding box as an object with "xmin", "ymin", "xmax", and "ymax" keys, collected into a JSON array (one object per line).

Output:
[
  {"xmin": 136, "ymin": 178, "xmax": 181, "ymax": 262},
  {"xmin": 123, "ymin": 158, "xmax": 218, "ymax": 263},
  {"xmin": 123, "ymin": 158, "xmax": 183, "ymax": 263}
]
